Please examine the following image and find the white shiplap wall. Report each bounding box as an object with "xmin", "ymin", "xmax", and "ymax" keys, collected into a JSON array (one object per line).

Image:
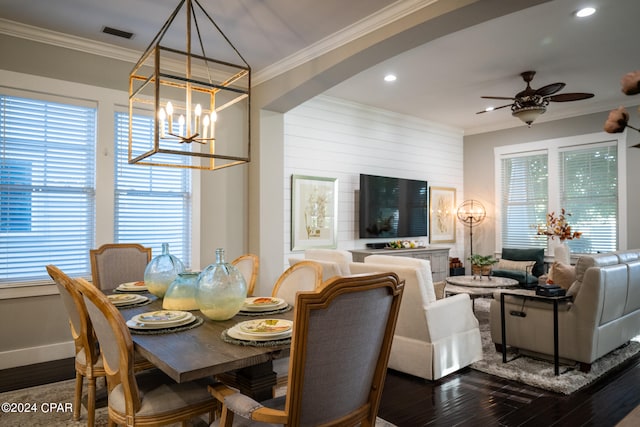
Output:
[{"xmin": 283, "ymin": 95, "xmax": 465, "ymax": 265}]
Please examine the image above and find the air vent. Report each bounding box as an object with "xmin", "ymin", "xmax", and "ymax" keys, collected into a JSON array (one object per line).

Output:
[{"xmin": 102, "ymin": 26, "xmax": 134, "ymax": 39}]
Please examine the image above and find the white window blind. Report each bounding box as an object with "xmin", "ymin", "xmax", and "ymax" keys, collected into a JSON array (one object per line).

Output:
[
  {"xmin": 114, "ymin": 112, "xmax": 191, "ymax": 267},
  {"xmin": 1, "ymin": 95, "xmax": 96, "ymax": 283},
  {"xmin": 498, "ymin": 138, "xmax": 619, "ymax": 255},
  {"xmin": 500, "ymin": 153, "xmax": 548, "ymax": 249},
  {"xmin": 559, "ymin": 143, "xmax": 617, "ymax": 253}
]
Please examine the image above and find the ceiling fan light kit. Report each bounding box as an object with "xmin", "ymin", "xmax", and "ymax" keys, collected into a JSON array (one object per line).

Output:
[
  {"xmin": 479, "ymin": 71, "xmax": 594, "ymax": 127},
  {"xmin": 512, "ymin": 105, "xmax": 546, "ymax": 127}
]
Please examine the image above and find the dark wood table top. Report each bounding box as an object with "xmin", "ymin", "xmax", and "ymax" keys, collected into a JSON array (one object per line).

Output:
[{"xmin": 118, "ymin": 295, "xmax": 293, "ymax": 383}]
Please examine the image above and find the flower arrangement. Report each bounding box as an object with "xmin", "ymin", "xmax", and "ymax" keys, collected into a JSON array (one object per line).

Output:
[
  {"xmin": 536, "ymin": 208, "xmax": 582, "ymax": 241},
  {"xmin": 386, "ymin": 240, "xmax": 424, "ymax": 249},
  {"xmin": 604, "ymin": 70, "xmax": 640, "ymax": 135}
]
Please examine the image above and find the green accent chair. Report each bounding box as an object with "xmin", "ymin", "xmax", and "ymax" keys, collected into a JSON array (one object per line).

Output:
[{"xmin": 492, "ymin": 248, "xmax": 545, "ymax": 289}]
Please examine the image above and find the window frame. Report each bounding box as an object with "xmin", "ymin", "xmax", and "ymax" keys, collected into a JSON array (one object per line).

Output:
[
  {"xmin": 0, "ymin": 71, "xmax": 200, "ymax": 299},
  {"xmin": 494, "ymin": 131, "xmax": 627, "ymax": 255}
]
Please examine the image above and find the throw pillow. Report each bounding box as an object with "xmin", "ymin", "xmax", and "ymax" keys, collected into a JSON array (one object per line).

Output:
[
  {"xmin": 501, "ymin": 248, "xmax": 545, "ymax": 277},
  {"xmin": 495, "ymin": 259, "xmax": 535, "ymax": 273},
  {"xmin": 549, "ymin": 262, "xmax": 576, "ymax": 290}
]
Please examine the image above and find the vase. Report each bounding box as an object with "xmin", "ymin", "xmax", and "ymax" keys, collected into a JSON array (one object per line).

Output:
[
  {"xmin": 144, "ymin": 243, "xmax": 185, "ymax": 298},
  {"xmin": 196, "ymin": 248, "xmax": 247, "ymax": 320},
  {"xmin": 162, "ymin": 271, "xmax": 200, "ymax": 310},
  {"xmin": 471, "ymin": 264, "xmax": 492, "ymax": 279},
  {"xmin": 553, "ymin": 240, "xmax": 571, "ymax": 265}
]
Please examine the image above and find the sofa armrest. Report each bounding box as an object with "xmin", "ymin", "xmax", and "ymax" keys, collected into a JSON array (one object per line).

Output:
[{"xmin": 424, "ymin": 293, "xmax": 479, "ymax": 342}]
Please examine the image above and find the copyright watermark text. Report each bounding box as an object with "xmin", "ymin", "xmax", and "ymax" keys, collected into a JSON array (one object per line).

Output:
[{"xmin": 1, "ymin": 401, "xmax": 73, "ymax": 413}]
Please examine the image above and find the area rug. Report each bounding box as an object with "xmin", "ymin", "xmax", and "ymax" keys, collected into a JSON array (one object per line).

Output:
[
  {"xmin": 0, "ymin": 378, "xmax": 396, "ymax": 426},
  {"xmin": 471, "ymin": 298, "xmax": 640, "ymax": 395}
]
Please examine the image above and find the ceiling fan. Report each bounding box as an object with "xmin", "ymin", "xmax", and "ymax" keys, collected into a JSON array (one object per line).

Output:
[{"xmin": 477, "ymin": 71, "xmax": 594, "ymax": 126}]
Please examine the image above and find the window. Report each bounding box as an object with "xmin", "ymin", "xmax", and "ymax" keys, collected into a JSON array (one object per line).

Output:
[
  {"xmin": 500, "ymin": 153, "xmax": 548, "ymax": 249},
  {"xmin": 496, "ymin": 134, "xmax": 621, "ymax": 255},
  {"xmin": 114, "ymin": 112, "xmax": 192, "ymax": 267},
  {"xmin": 0, "ymin": 94, "xmax": 96, "ymax": 283}
]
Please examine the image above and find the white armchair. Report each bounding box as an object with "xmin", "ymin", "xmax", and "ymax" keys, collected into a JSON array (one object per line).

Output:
[
  {"xmin": 289, "ymin": 248, "xmax": 353, "ymax": 282},
  {"xmin": 349, "ymin": 254, "xmax": 483, "ymax": 380}
]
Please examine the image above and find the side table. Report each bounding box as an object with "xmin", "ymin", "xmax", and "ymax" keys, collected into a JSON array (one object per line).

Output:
[{"xmin": 499, "ymin": 291, "xmax": 573, "ymax": 375}]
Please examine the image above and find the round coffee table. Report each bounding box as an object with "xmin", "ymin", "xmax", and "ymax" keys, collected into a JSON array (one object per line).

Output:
[{"xmin": 445, "ymin": 275, "xmax": 519, "ymax": 311}]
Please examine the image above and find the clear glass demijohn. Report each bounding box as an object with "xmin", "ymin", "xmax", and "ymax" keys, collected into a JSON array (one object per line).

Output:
[
  {"xmin": 196, "ymin": 248, "xmax": 247, "ymax": 320},
  {"xmin": 163, "ymin": 271, "xmax": 200, "ymax": 310},
  {"xmin": 144, "ymin": 243, "xmax": 185, "ymax": 298}
]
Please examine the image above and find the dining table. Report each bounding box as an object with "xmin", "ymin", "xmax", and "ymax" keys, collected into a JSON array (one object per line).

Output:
[{"xmin": 117, "ymin": 294, "xmax": 293, "ymax": 401}]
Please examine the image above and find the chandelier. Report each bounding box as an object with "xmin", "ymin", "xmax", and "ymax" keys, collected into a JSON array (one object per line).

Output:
[{"xmin": 128, "ymin": 0, "xmax": 251, "ymax": 170}]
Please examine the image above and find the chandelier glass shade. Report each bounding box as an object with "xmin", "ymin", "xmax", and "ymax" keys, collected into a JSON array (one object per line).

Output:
[{"xmin": 128, "ymin": 0, "xmax": 251, "ymax": 170}]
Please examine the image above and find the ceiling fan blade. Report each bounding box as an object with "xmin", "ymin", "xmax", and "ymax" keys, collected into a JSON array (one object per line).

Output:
[
  {"xmin": 547, "ymin": 92, "xmax": 595, "ymax": 102},
  {"xmin": 535, "ymin": 82, "xmax": 565, "ymax": 97},
  {"xmin": 481, "ymin": 96, "xmax": 516, "ymax": 100},
  {"xmin": 476, "ymin": 103, "xmax": 513, "ymax": 114}
]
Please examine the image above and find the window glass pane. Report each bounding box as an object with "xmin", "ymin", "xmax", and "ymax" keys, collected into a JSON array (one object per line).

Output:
[
  {"xmin": 498, "ymin": 138, "xmax": 619, "ymax": 256},
  {"xmin": 500, "ymin": 154, "xmax": 548, "ymax": 248},
  {"xmin": 114, "ymin": 112, "xmax": 191, "ymax": 267},
  {"xmin": 0, "ymin": 95, "xmax": 96, "ymax": 282},
  {"xmin": 559, "ymin": 144, "xmax": 617, "ymax": 253}
]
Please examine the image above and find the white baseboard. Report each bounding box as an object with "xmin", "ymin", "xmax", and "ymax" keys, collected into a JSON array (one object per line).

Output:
[{"xmin": 0, "ymin": 341, "xmax": 75, "ymax": 370}]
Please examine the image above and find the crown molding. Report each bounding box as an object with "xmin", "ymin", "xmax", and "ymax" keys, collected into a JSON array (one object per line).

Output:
[
  {"xmin": 254, "ymin": 0, "xmax": 438, "ymax": 84},
  {"xmin": 1, "ymin": 0, "xmax": 437, "ymax": 85},
  {"xmin": 0, "ymin": 18, "xmax": 142, "ymax": 64}
]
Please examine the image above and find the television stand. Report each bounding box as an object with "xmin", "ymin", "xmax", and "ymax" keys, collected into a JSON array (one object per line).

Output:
[{"xmin": 349, "ymin": 247, "xmax": 450, "ymax": 282}]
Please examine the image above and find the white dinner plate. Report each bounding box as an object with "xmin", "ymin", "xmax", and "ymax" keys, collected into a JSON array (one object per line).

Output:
[
  {"xmin": 241, "ymin": 297, "xmax": 287, "ymax": 312},
  {"xmin": 116, "ymin": 281, "xmax": 148, "ymax": 292},
  {"xmin": 127, "ymin": 312, "xmax": 195, "ymax": 330},
  {"xmin": 236, "ymin": 319, "xmax": 293, "ymax": 338},
  {"xmin": 226, "ymin": 325, "xmax": 291, "ymax": 342},
  {"xmin": 108, "ymin": 294, "xmax": 147, "ymax": 306},
  {"xmin": 131, "ymin": 310, "xmax": 191, "ymax": 325}
]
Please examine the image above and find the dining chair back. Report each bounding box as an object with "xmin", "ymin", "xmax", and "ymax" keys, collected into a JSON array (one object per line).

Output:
[
  {"xmin": 75, "ymin": 277, "xmax": 217, "ymax": 426},
  {"xmin": 231, "ymin": 253, "xmax": 259, "ymax": 296},
  {"xmin": 210, "ymin": 272, "xmax": 404, "ymax": 426},
  {"xmin": 47, "ymin": 264, "xmax": 104, "ymax": 426},
  {"xmin": 271, "ymin": 260, "xmax": 323, "ymax": 306},
  {"xmin": 90, "ymin": 243, "xmax": 151, "ymax": 291}
]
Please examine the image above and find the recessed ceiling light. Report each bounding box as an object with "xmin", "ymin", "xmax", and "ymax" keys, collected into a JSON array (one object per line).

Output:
[
  {"xmin": 575, "ymin": 7, "xmax": 596, "ymax": 18},
  {"xmin": 384, "ymin": 74, "xmax": 397, "ymax": 82}
]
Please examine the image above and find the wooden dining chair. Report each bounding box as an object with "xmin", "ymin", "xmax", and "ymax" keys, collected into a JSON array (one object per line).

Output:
[
  {"xmin": 209, "ymin": 272, "xmax": 404, "ymax": 426},
  {"xmin": 271, "ymin": 260, "xmax": 324, "ymax": 306},
  {"xmin": 74, "ymin": 276, "xmax": 217, "ymax": 427},
  {"xmin": 47, "ymin": 265, "xmax": 154, "ymax": 426},
  {"xmin": 90, "ymin": 243, "xmax": 152, "ymax": 291},
  {"xmin": 231, "ymin": 253, "xmax": 259, "ymax": 296}
]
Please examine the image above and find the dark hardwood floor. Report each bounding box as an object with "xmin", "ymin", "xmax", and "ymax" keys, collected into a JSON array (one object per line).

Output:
[
  {"xmin": 2, "ymin": 352, "xmax": 640, "ymax": 426},
  {"xmin": 378, "ymin": 354, "xmax": 640, "ymax": 427}
]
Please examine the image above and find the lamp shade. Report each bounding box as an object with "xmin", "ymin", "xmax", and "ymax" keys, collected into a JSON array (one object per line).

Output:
[{"xmin": 512, "ymin": 105, "xmax": 546, "ymax": 126}]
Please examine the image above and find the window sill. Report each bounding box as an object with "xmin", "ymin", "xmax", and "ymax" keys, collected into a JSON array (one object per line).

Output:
[{"xmin": 0, "ymin": 281, "xmax": 59, "ymax": 300}]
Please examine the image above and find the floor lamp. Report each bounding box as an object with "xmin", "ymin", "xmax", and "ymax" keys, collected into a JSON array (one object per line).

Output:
[{"xmin": 456, "ymin": 200, "xmax": 486, "ymax": 257}]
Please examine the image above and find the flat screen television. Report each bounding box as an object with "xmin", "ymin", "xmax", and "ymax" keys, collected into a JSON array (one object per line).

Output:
[{"xmin": 359, "ymin": 174, "xmax": 428, "ymax": 239}]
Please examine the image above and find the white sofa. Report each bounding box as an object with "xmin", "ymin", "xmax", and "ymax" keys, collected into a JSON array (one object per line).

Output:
[
  {"xmin": 489, "ymin": 249, "xmax": 640, "ymax": 370},
  {"xmin": 296, "ymin": 250, "xmax": 483, "ymax": 380}
]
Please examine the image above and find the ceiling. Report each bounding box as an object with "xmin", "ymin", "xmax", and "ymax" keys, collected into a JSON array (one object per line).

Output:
[{"xmin": 1, "ymin": 0, "xmax": 638, "ymax": 135}]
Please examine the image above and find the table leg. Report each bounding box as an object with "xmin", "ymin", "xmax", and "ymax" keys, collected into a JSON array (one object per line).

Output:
[
  {"xmin": 553, "ymin": 299, "xmax": 559, "ymax": 376},
  {"xmin": 218, "ymin": 361, "xmax": 277, "ymax": 401},
  {"xmin": 500, "ymin": 293, "xmax": 507, "ymax": 363}
]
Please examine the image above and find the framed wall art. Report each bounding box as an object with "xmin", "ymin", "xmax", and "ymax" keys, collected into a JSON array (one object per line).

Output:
[
  {"xmin": 429, "ymin": 186, "xmax": 456, "ymax": 243},
  {"xmin": 291, "ymin": 175, "xmax": 338, "ymax": 251}
]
